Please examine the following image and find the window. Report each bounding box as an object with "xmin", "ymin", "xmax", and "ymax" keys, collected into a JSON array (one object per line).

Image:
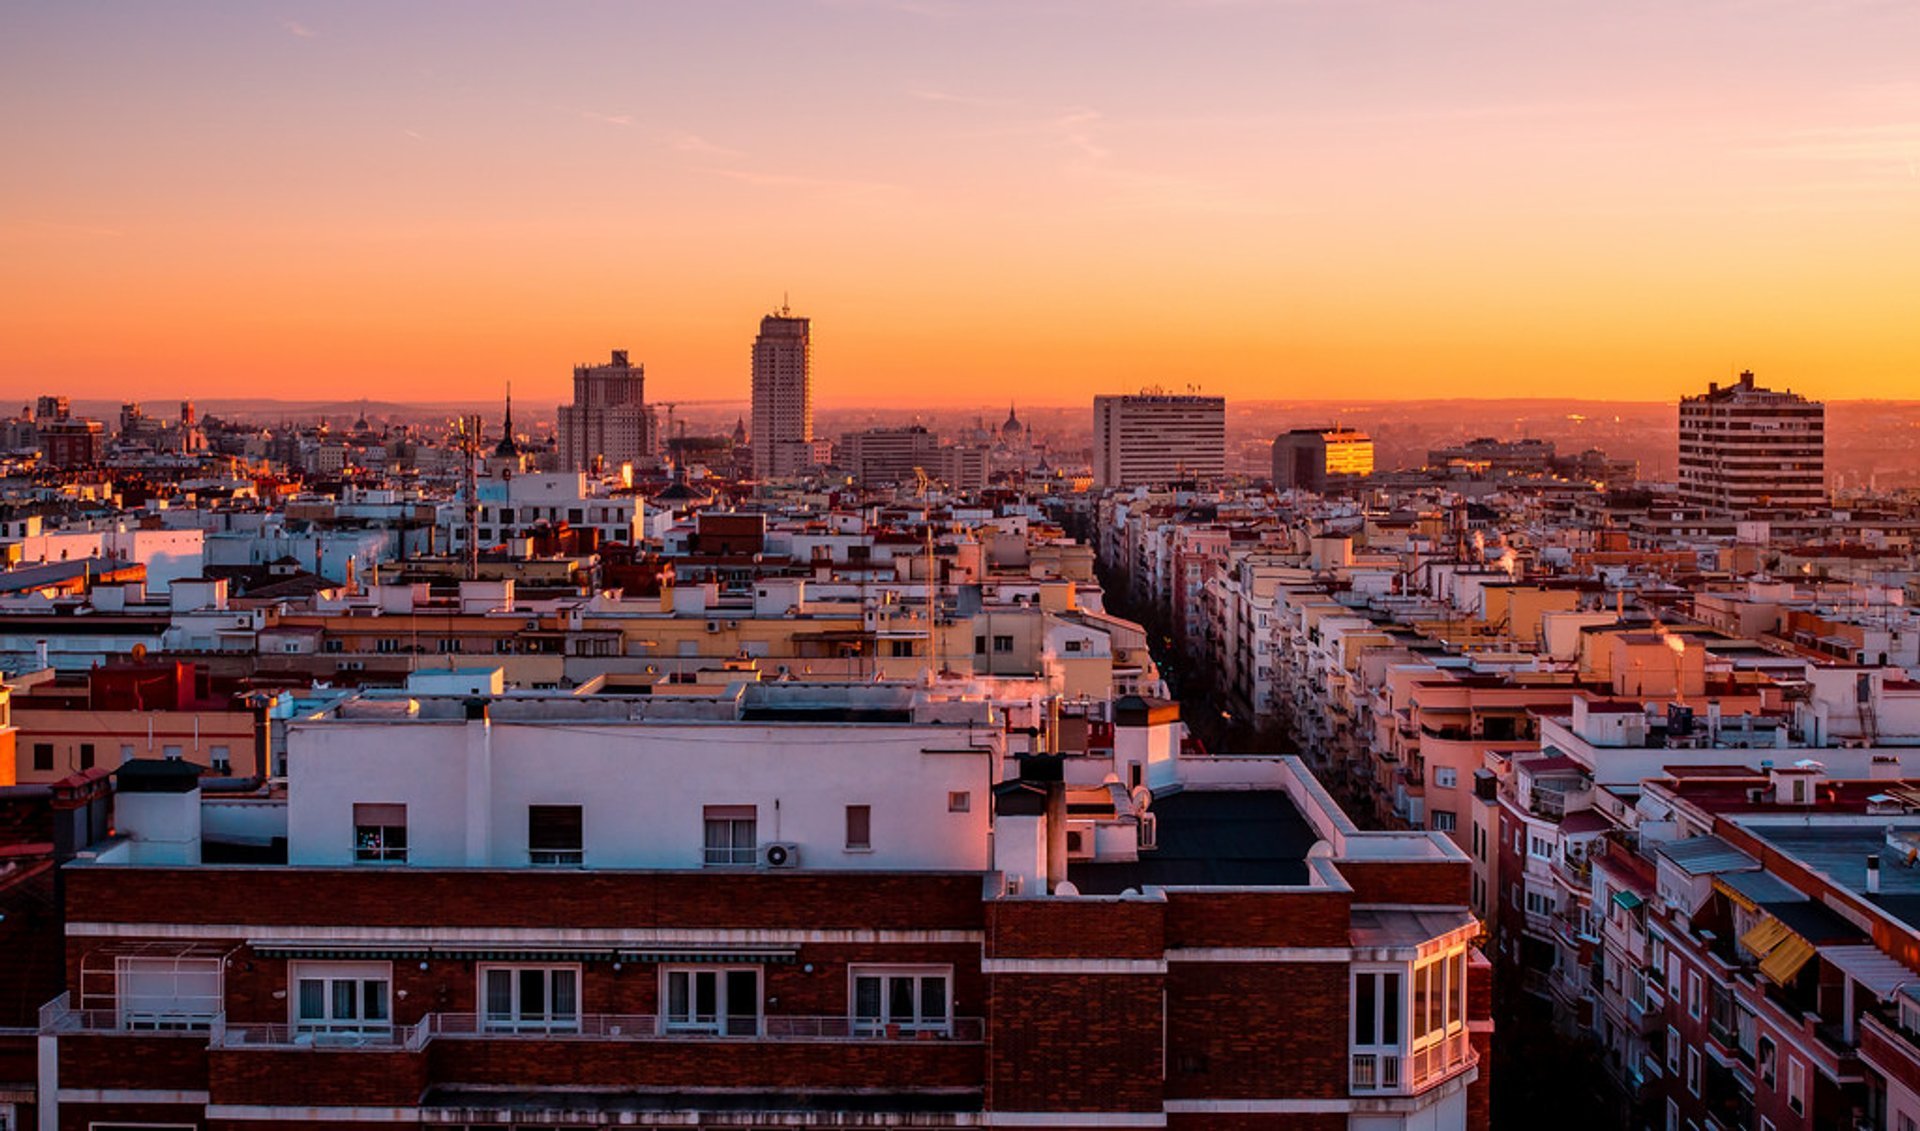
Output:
[
  {"xmin": 992, "ymin": 635, "xmax": 1014, "ymax": 653},
  {"xmin": 293, "ymin": 961, "xmax": 391, "ymax": 1034},
  {"xmin": 974, "ymin": 635, "xmax": 987, "ymax": 654},
  {"xmin": 703, "ymin": 805, "xmax": 757, "ymax": 866},
  {"xmin": 163, "ymin": 744, "xmax": 183, "ymax": 761},
  {"xmin": 528, "ymin": 805, "xmax": 584, "ymax": 866},
  {"xmin": 119, "ymin": 744, "xmax": 134, "ymax": 763},
  {"xmin": 209, "ymin": 745, "xmax": 230, "ymax": 774},
  {"xmin": 852, "ymin": 966, "xmax": 950, "ymax": 1034},
  {"xmin": 1433, "ymin": 767, "xmax": 1457, "ymax": 789},
  {"xmin": 845, "ymin": 804, "xmax": 872, "ymax": 850},
  {"xmin": 1787, "ymin": 1057, "xmax": 1805, "ymax": 1114},
  {"xmin": 116, "ymin": 956, "xmax": 222, "ymax": 1030},
  {"xmin": 1665, "ymin": 1026, "xmax": 1681, "ymax": 1074},
  {"xmin": 1686, "ymin": 1046, "xmax": 1700, "ymax": 1097},
  {"xmin": 32, "ymin": 743, "xmax": 52, "ymax": 772},
  {"xmin": 947, "ymin": 791, "xmax": 971, "ymax": 813},
  {"xmin": 78, "ymin": 743, "xmax": 95, "ymax": 771},
  {"xmin": 1431, "ymin": 810, "xmax": 1456, "ymax": 833},
  {"xmin": 354, "ymin": 803, "xmax": 408, "ymax": 863},
  {"xmin": 663, "ymin": 967, "xmax": 760, "ymax": 1035},
  {"xmin": 1665, "ymin": 1098, "xmax": 1678, "ymax": 1131},
  {"xmin": 481, "ymin": 965, "xmax": 578, "ymax": 1033},
  {"xmin": 1688, "ymin": 972, "xmax": 1703, "ymax": 1020},
  {"xmin": 1525, "ymin": 890, "xmax": 1555, "ymax": 916},
  {"xmin": 1529, "ymin": 834, "xmax": 1554, "ymax": 860},
  {"xmin": 322, "ymin": 638, "xmax": 344, "ymax": 653},
  {"xmin": 1757, "ymin": 1034, "xmax": 1775, "ymax": 1087}
]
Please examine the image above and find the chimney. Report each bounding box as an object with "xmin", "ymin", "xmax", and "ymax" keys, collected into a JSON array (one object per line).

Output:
[{"xmin": 1868, "ymin": 854, "xmax": 1881, "ymax": 895}]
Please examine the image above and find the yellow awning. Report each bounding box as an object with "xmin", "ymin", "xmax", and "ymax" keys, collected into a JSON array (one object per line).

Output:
[
  {"xmin": 1716, "ymin": 876, "xmax": 1760, "ymax": 913},
  {"xmin": 1760, "ymin": 934, "xmax": 1818, "ymax": 986},
  {"xmin": 1739, "ymin": 917, "xmax": 1792, "ymax": 961}
]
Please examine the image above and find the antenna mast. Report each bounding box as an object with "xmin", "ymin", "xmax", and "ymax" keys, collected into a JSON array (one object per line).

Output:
[{"xmin": 458, "ymin": 414, "xmax": 481, "ymax": 581}]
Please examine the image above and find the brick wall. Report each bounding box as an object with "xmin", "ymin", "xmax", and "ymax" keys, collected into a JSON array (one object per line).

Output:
[
  {"xmin": 208, "ymin": 1046, "xmax": 427, "ymax": 1106},
  {"xmin": 66, "ymin": 867, "xmax": 989, "ymax": 932},
  {"xmin": 987, "ymin": 973, "xmax": 1163, "ymax": 1112},
  {"xmin": 1164, "ymin": 961, "xmax": 1345, "ymax": 1101},
  {"xmin": 428, "ymin": 1033, "xmax": 983, "ymax": 1092},
  {"xmin": 1337, "ymin": 858, "xmax": 1471, "ymax": 906},
  {"xmin": 55, "ymin": 1032, "xmax": 208, "ymax": 1090},
  {"xmin": 987, "ymin": 898, "xmax": 1163, "ymax": 959},
  {"xmin": 1164, "ymin": 890, "xmax": 1349, "ymax": 948}
]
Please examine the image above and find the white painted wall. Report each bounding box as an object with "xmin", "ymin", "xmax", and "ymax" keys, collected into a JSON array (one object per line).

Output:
[{"xmin": 285, "ymin": 717, "xmax": 994, "ymax": 871}]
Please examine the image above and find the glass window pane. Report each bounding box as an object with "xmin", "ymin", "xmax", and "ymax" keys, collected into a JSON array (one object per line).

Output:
[
  {"xmin": 298, "ymin": 979, "xmax": 325, "ymax": 1021},
  {"xmin": 695, "ymin": 971, "xmax": 718, "ymax": 1020},
  {"xmin": 890, "ymin": 976, "xmax": 915, "ymax": 1021},
  {"xmin": 1382, "ymin": 972, "xmax": 1401, "ymax": 1043},
  {"xmin": 333, "ymin": 979, "xmax": 357, "ymax": 1020},
  {"xmin": 485, "ymin": 970, "xmax": 512, "ymax": 1018},
  {"xmin": 921, "ymin": 977, "xmax": 948, "ymax": 1021},
  {"xmin": 1355, "ymin": 973, "xmax": 1376, "ymax": 1045},
  {"xmin": 551, "ymin": 970, "xmax": 577, "ymax": 1018},
  {"xmin": 668, "ymin": 971, "xmax": 689, "ymax": 1019},
  {"xmin": 1414, "ymin": 964, "xmax": 1433, "ymax": 1039},
  {"xmin": 364, "ymin": 980, "xmax": 389, "ymax": 1022},
  {"xmin": 1446, "ymin": 954, "xmax": 1462, "ymax": 1027},
  {"xmin": 855, "ymin": 976, "xmax": 882, "ymax": 1021},
  {"xmin": 520, "ymin": 969, "xmax": 546, "ymax": 1019}
]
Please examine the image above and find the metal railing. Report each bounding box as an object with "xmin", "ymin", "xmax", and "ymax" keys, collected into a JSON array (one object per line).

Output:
[
  {"xmin": 427, "ymin": 1012, "xmax": 984, "ymax": 1042},
  {"xmin": 218, "ymin": 1018, "xmax": 430, "ymax": 1051},
  {"xmin": 39, "ymin": 993, "xmax": 225, "ymax": 1039},
  {"xmin": 1351, "ymin": 1031, "xmax": 1474, "ymax": 1095}
]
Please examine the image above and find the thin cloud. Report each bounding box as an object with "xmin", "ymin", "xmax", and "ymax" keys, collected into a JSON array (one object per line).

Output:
[
  {"xmin": 909, "ymin": 89, "xmax": 1015, "ymax": 110},
  {"xmin": 0, "ymin": 220, "xmax": 125, "ymax": 242},
  {"xmin": 283, "ymin": 20, "xmax": 318, "ymax": 38},
  {"xmin": 576, "ymin": 109, "xmax": 636, "ymax": 128},
  {"xmin": 670, "ymin": 132, "xmax": 745, "ymax": 159},
  {"xmin": 716, "ymin": 169, "xmax": 899, "ymax": 196}
]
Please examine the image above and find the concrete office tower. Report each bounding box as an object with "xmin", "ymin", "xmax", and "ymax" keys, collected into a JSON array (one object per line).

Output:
[
  {"xmin": 557, "ymin": 350, "xmax": 653, "ymax": 473},
  {"xmin": 1273, "ymin": 427, "xmax": 1375, "ymax": 493},
  {"xmin": 1678, "ymin": 370, "xmax": 1826, "ymax": 514},
  {"xmin": 840, "ymin": 425, "xmax": 941, "ymax": 488},
  {"xmin": 1092, "ymin": 393, "xmax": 1226, "ymax": 489},
  {"xmin": 752, "ymin": 309, "xmax": 814, "ymax": 479}
]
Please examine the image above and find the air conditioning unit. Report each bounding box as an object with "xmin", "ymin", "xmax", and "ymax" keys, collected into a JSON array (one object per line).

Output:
[
  {"xmin": 761, "ymin": 841, "xmax": 801, "ymax": 868},
  {"xmin": 705, "ymin": 621, "xmax": 720, "ymax": 634},
  {"xmin": 1065, "ymin": 829, "xmax": 1094, "ymax": 860}
]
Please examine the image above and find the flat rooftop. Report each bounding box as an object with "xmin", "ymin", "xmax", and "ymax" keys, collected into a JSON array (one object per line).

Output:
[
  {"xmin": 1735, "ymin": 817, "xmax": 1920, "ymax": 931},
  {"xmin": 1069, "ymin": 789, "xmax": 1318, "ymax": 894}
]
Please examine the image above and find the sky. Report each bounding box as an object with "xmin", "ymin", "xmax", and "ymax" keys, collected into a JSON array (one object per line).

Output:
[{"xmin": 2, "ymin": 1, "xmax": 1917, "ymax": 409}]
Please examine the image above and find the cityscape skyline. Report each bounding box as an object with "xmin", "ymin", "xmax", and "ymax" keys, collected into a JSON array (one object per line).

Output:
[{"xmin": 5, "ymin": 2, "xmax": 1918, "ymax": 405}]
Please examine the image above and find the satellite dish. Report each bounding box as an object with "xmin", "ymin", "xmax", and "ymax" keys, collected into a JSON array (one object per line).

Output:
[
  {"xmin": 1130, "ymin": 785, "xmax": 1153, "ymax": 814},
  {"xmin": 130, "ymin": 643, "xmax": 147, "ymax": 661}
]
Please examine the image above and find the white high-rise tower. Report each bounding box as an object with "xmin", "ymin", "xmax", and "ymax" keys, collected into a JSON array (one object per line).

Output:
[{"xmin": 751, "ymin": 307, "xmax": 815, "ymax": 479}]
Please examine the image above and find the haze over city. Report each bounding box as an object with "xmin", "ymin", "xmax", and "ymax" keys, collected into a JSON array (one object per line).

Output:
[
  {"xmin": 5, "ymin": 1, "xmax": 1919, "ymax": 405},
  {"xmin": 10, "ymin": 6, "xmax": 1920, "ymax": 1131}
]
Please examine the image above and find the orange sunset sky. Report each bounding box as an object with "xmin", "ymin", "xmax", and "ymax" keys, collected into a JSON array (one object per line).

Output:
[{"xmin": 2, "ymin": 1, "xmax": 1917, "ymax": 408}]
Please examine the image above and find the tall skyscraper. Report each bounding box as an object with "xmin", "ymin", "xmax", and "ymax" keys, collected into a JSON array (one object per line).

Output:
[
  {"xmin": 1092, "ymin": 393, "xmax": 1226, "ymax": 489},
  {"xmin": 751, "ymin": 308, "xmax": 815, "ymax": 479},
  {"xmin": 1678, "ymin": 370, "xmax": 1826, "ymax": 514},
  {"xmin": 557, "ymin": 349, "xmax": 653, "ymax": 473}
]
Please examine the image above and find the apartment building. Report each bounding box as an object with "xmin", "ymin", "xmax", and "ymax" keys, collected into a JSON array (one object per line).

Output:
[
  {"xmin": 29, "ymin": 684, "xmax": 1491, "ymax": 1130},
  {"xmin": 1092, "ymin": 395, "xmax": 1226, "ymax": 489},
  {"xmin": 557, "ymin": 349, "xmax": 653, "ymax": 474},
  {"xmin": 1678, "ymin": 370, "xmax": 1826, "ymax": 515}
]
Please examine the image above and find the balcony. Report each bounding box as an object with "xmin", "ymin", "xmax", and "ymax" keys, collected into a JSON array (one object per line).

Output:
[{"xmin": 1351, "ymin": 1030, "xmax": 1476, "ymax": 1096}]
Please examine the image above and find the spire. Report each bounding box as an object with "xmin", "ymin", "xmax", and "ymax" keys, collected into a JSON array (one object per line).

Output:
[{"xmin": 492, "ymin": 380, "xmax": 521, "ymax": 458}]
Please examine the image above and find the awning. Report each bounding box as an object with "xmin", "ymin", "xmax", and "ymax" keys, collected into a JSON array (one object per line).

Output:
[
  {"xmin": 1822, "ymin": 944, "xmax": 1918, "ymax": 1002},
  {"xmin": 1760, "ymin": 935, "xmax": 1818, "ymax": 986},
  {"xmin": 1612, "ymin": 890, "xmax": 1645, "ymax": 913},
  {"xmin": 1739, "ymin": 917, "xmax": 1792, "ymax": 961},
  {"xmin": 618, "ymin": 948, "xmax": 797, "ymax": 965},
  {"xmin": 250, "ymin": 942, "xmax": 799, "ymax": 965}
]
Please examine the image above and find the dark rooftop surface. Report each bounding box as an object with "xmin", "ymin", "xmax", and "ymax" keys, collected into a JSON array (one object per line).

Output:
[{"xmin": 1069, "ymin": 788, "xmax": 1318, "ymax": 894}]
